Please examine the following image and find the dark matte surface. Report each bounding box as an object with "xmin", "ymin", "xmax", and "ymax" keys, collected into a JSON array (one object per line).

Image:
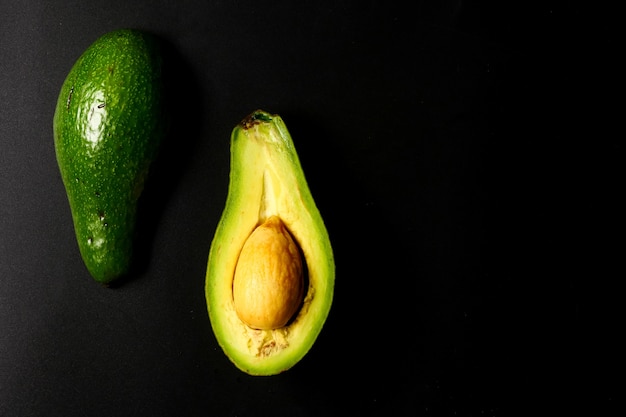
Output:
[{"xmin": 1, "ymin": 1, "xmax": 608, "ymax": 416}]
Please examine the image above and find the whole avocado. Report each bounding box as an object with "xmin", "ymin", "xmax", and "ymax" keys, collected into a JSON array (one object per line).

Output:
[{"xmin": 53, "ymin": 29, "xmax": 165, "ymax": 284}]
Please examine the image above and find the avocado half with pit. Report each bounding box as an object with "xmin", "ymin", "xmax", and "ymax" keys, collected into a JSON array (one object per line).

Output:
[{"xmin": 205, "ymin": 110, "xmax": 334, "ymax": 375}]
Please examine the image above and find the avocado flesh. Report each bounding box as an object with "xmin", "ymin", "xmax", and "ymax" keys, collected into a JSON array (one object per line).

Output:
[
  {"xmin": 206, "ymin": 110, "xmax": 334, "ymax": 375},
  {"xmin": 53, "ymin": 29, "xmax": 164, "ymax": 284}
]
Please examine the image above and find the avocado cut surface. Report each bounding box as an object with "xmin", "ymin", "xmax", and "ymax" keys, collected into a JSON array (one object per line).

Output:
[
  {"xmin": 205, "ymin": 110, "xmax": 334, "ymax": 375},
  {"xmin": 53, "ymin": 29, "xmax": 164, "ymax": 284}
]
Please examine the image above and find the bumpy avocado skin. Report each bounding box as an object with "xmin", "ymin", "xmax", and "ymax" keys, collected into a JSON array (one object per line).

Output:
[
  {"xmin": 205, "ymin": 110, "xmax": 335, "ymax": 375},
  {"xmin": 53, "ymin": 29, "xmax": 164, "ymax": 284}
]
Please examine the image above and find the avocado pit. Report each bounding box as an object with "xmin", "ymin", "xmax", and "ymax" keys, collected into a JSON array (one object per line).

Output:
[{"xmin": 233, "ymin": 215, "xmax": 304, "ymax": 330}]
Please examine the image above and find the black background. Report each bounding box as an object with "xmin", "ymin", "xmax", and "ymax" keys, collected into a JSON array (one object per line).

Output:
[{"xmin": 1, "ymin": 1, "xmax": 616, "ymax": 416}]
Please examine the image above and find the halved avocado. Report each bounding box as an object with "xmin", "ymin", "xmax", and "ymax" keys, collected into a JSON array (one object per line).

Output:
[{"xmin": 205, "ymin": 110, "xmax": 334, "ymax": 375}]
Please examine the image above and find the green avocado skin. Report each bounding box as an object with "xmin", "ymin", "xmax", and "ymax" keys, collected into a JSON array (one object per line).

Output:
[{"xmin": 53, "ymin": 29, "xmax": 164, "ymax": 284}]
